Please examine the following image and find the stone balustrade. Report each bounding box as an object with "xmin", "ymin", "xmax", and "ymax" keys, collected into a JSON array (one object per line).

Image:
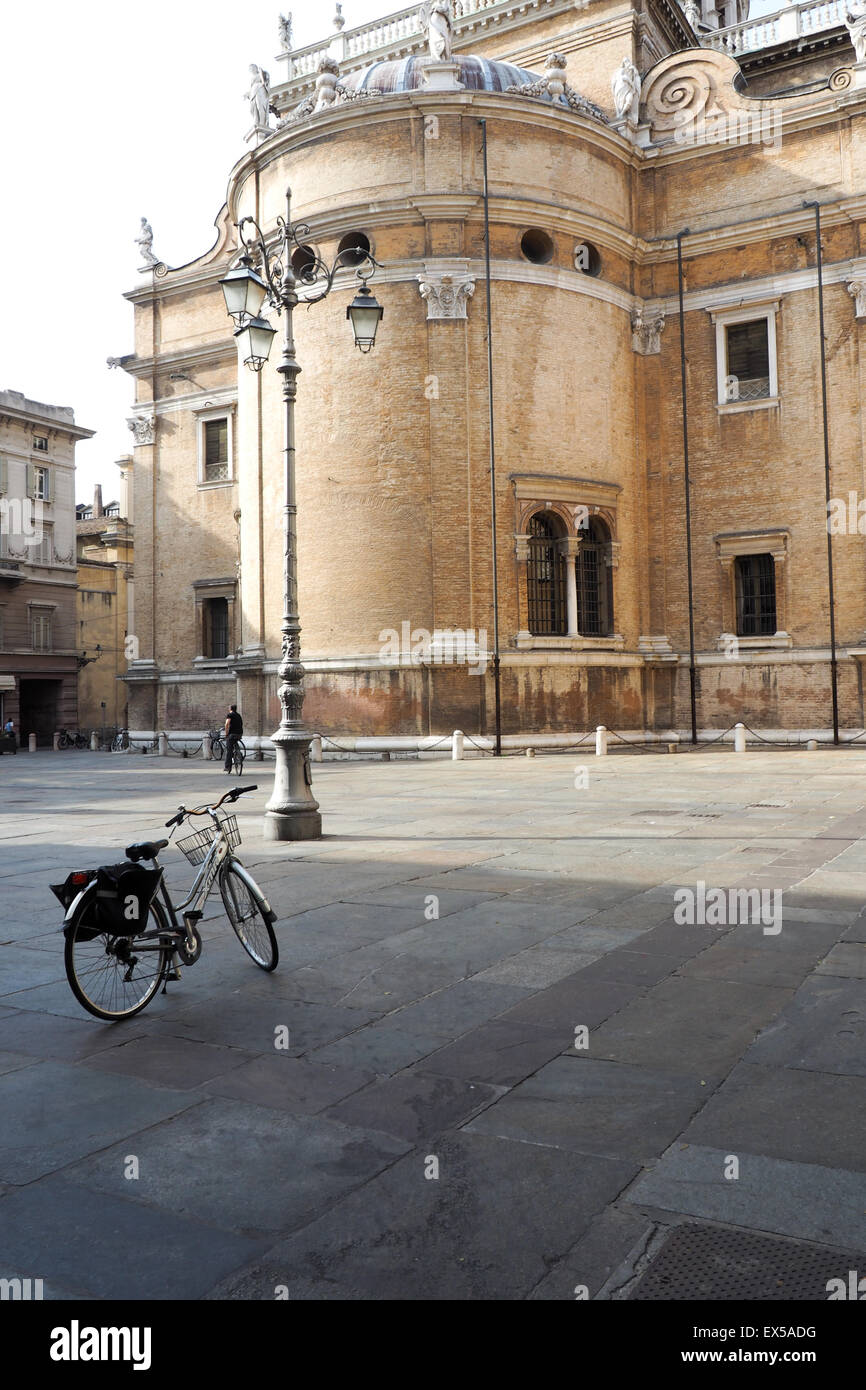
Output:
[
  {"xmin": 706, "ymin": 0, "xmax": 847, "ymax": 57},
  {"xmin": 278, "ymin": 0, "xmax": 568, "ymax": 92}
]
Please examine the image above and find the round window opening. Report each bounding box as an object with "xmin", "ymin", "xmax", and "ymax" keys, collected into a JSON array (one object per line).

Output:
[
  {"xmin": 338, "ymin": 231, "xmax": 372, "ymax": 267},
  {"xmin": 574, "ymin": 241, "xmax": 602, "ymax": 277},
  {"xmin": 520, "ymin": 229, "xmax": 555, "ymax": 265},
  {"xmin": 291, "ymin": 244, "xmax": 318, "ymax": 280}
]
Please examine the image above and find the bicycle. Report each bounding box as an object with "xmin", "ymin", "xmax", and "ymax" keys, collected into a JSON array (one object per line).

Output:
[
  {"xmin": 58, "ymin": 728, "xmax": 88, "ymax": 750},
  {"xmin": 230, "ymin": 739, "xmax": 246, "ymax": 775},
  {"xmin": 52, "ymin": 784, "xmax": 278, "ymax": 1021},
  {"xmin": 208, "ymin": 728, "xmax": 225, "ymax": 761},
  {"xmin": 111, "ymin": 728, "xmax": 130, "ymax": 752}
]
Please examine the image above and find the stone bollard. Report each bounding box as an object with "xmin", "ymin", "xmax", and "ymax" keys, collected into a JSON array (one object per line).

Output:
[
  {"xmin": 203, "ymin": 734, "xmax": 212, "ymax": 761},
  {"xmin": 311, "ymin": 735, "xmax": 323, "ymax": 763},
  {"xmin": 28, "ymin": 733, "xmax": 36, "ymax": 753},
  {"xmin": 595, "ymin": 725, "xmax": 608, "ymax": 757},
  {"xmin": 90, "ymin": 732, "xmax": 99, "ymax": 752},
  {"xmin": 734, "ymin": 723, "xmax": 746, "ymax": 754},
  {"xmin": 668, "ymin": 742, "xmax": 678, "ymax": 754},
  {"xmin": 807, "ymin": 739, "xmax": 818, "ymax": 751},
  {"xmin": 452, "ymin": 730, "xmax": 465, "ymax": 761},
  {"xmin": 526, "ymin": 747, "xmax": 535, "ymax": 758},
  {"xmin": 53, "ymin": 732, "xmax": 60, "ymax": 751},
  {"xmin": 158, "ymin": 732, "xmax": 168, "ymax": 758}
]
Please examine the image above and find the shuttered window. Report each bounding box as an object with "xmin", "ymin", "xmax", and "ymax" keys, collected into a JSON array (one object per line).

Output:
[{"xmin": 204, "ymin": 420, "xmax": 229, "ymax": 482}]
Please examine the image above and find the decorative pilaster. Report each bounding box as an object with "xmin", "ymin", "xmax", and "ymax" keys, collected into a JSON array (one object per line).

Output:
[
  {"xmin": 561, "ymin": 537, "xmax": 581, "ymax": 637},
  {"xmin": 848, "ymin": 280, "xmax": 866, "ymax": 320},
  {"xmin": 418, "ymin": 261, "xmax": 476, "ymax": 320},
  {"xmin": 127, "ymin": 415, "xmax": 155, "ymax": 446},
  {"xmin": 631, "ymin": 310, "xmax": 665, "ymax": 355}
]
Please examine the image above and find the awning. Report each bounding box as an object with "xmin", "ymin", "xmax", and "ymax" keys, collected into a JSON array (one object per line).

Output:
[{"xmin": 0, "ymin": 676, "xmax": 15, "ymax": 691}]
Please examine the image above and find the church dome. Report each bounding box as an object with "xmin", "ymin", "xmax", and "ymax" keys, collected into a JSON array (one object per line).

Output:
[{"xmin": 343, "ymin": 54, "xmax": 542, "ymax": 95}]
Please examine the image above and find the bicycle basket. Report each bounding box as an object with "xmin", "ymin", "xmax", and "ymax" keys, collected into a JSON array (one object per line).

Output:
[
  {"xmin": 176, "ymin": 813, "xmax": 241, "ymax": 866},
  {"xmin": 94, "ymin": 863, "xmax": 163, "ymax": 936}
]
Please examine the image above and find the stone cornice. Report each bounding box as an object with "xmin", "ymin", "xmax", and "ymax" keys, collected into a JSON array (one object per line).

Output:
[
  {"xmin": 652, "ymin": 254, "xmax": 866, "ymax": 316},
  {"xmin": 120, "ymin": 343, "xmax": 236, "ymax": 380},
  {"xmin": 643, "ymin": 195, "xmax": 866, "ymax": 262},
  {"xmin": 0, "ymin": 405, "xmax": 93, "ymax": 442}
]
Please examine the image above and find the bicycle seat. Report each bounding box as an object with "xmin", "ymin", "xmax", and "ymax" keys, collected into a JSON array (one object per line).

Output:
[{"xmin": 126, "ymin": 839, "xmax": 169, "ymax": 863}]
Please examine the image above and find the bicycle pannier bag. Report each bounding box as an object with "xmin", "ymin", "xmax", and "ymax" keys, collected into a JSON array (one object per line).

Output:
[{"xmin": 95, "ymin": 863, "xmax": 163, "ymax": 935}]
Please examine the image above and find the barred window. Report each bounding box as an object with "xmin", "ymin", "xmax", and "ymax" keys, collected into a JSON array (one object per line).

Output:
[
  {"xmin": 527, "ymin": 513, "xmax": 566, "ymax": 636},
  {"xmin": 204, "ymin": 597, "xmax": 229, "ymax": 659},
  {"xmin": 577, "ymin": 518, "xmax": 613, "ymax": 637},
  {"xmin": 736, "ymin": 554, "xmax": 776, "ymax": 636}
]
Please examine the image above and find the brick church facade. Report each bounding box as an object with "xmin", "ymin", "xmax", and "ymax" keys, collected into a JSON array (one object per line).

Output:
[{"xmin": 119, "ymin": 0, "xmax": 866, "ymax": 740}]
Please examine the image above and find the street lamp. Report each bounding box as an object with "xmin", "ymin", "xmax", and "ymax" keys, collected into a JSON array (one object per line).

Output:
[{"xmin": 221, "ymin": 187, "xmax": 384, "ymax": 841}]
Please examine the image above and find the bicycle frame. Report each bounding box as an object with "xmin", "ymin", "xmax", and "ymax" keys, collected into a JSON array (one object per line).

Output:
[{"xmin": 158, "ymin": 809, "xmax": 233, "ymax": 938}]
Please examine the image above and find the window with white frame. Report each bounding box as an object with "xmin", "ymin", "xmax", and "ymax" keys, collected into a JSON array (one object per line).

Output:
[
  {"xmin": 711, "ymin": 302, "xmax": 779, "ymax": 408},
  {"xmin": 31, "ymin": 609, "xmax": 52, "ymax": 651},
  {"xmin": 33, "ymin": 436, "xmax": 49, "ymax": 453},
  {"xmin": 199, "ymin": 415, "xmax": 232, "ymax": 485},
  {"xmin": 28, "ymin": 464, "xmax": 52, "ymax": 502},
  {"xmin": 30, "ymin": 525, "xmax": 53, "ymax": 566}
]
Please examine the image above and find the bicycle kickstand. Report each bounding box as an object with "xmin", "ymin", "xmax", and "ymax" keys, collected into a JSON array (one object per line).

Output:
[{"xmin": 162, "ymin": 952, "xmax": 183, "ymax": 993}]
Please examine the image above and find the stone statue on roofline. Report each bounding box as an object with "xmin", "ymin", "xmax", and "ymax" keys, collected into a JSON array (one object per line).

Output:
[
  {"xmin": 612, "ymin": 57, "xmax": 641, "ymax": 123},
  {"xmin": 846, "ymin": 0, "xmax": 866, "ymax": 63},
  {"xmin": 278, "ymin": 13, "xmax": 293, "ymax": 52},
  {"xmin": 246, "ymin": 64, "xmax": 272, "ymax": 128},
  {"xmin": 135, "ymin": 217, "xmax": 159, "ymax": 269},
  {"xmin": 420, "ymin": 0, "xmax": 453, "ymax": 62}
]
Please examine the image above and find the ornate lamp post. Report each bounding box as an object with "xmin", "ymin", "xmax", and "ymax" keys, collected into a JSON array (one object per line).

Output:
[{"xmin": 220, "ymin": 187, "xmax": 384, "ymax": 840}]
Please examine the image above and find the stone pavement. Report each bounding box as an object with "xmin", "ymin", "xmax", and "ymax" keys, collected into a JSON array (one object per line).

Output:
[{"xmin": 1, "ymin": 748, "xmax": 865, "ymax": 1300}]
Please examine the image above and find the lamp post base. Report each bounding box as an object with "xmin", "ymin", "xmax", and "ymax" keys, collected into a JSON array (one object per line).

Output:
[{"xmin": 263, "ymin": 730, "xmax": 322, "ymax": 841}]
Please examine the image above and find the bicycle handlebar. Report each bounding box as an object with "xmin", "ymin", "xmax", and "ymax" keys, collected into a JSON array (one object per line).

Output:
[{"xmin": 165, "ymin": 784, "xmax": 258, "ymax": 827}]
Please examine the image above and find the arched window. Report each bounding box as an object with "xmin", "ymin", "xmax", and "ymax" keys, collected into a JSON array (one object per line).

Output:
[
  {"xmin": 577, "ymin": 518, "xmax": 614, "ymax": 637},
  {"xmin": 527, "ymin": 512, "xmax": 566, "ymax": 636}
]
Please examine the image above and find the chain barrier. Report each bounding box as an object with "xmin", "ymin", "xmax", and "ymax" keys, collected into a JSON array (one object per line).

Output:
[{"xmin": 738, "ymin": 723, "xmax": 817, "ymax": 749}]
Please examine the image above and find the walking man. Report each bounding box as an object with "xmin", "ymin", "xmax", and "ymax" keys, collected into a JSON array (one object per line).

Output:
[{"xmin": 223, "ymin": 703, "xmax": 243, "ymax": 773}]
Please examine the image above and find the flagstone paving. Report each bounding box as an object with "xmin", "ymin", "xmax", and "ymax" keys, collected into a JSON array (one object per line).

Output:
[{"xmin": 1, "ymin": 747, "xmax": 866, "ymax": 1299}]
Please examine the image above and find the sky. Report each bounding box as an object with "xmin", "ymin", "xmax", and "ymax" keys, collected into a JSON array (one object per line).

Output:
[
  {"xmin": 0, "ymin": 0, "xmax": 781, "ymax": 504},
  {"xmin": 0, "ymin": 1, "xmax": 387, "ymax": 503}
]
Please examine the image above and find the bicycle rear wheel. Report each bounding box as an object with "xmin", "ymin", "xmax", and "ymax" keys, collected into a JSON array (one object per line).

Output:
[
  {"xmin": 219, "ymin": 865, "xmax": 278, "ymax": 971},
  {"xmin": 232, "ymin": 740, "xmax": 246, "ymax": 775},
  {"xmin": 64, "ymin": 899, "xmax": 170, "ymax": 1021}
]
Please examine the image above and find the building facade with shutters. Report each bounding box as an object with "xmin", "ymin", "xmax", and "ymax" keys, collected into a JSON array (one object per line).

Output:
[
  {"xmin": 118, "ymin": 0, "xmax": 866, "ymax": 739},
  {"xmin": 0, "ymin": 390, "xmax": 94, "ymax": 745}
]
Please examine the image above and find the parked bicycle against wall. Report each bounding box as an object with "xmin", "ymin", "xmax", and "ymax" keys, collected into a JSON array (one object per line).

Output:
[
  {"xmin": 51, "ymin": 785, "xmax": 278, "ymax": 1021},
  {"xmin": 58, "ymin": 729, "xmax": 88, "ymax": 749},
  {"xmin": 111, "ymin": 728, "xmax": 130, "ymax": 752},
  {"xmin": 208, "ymin": 728, "xmax": 225, "ymax": 761}
]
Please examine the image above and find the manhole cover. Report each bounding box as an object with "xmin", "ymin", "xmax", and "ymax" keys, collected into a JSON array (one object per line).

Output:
[{"xmin": 628, "ymin": 1223, "xmax": 856, "ymax": 1301}]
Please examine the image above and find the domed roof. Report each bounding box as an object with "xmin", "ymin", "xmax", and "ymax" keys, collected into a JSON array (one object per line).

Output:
[{"xmin": 344, "ymin": 54, "xmax": 542, "ymax": 95}]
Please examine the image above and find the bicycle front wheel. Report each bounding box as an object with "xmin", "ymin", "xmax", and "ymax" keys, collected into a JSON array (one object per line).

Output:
[
  {"xmin": 219, "ymin": 865, "xmax": 278, "ymax": 971},
  {"xmin": 64, "ymin": 900, "xmax": 171, "ymax": 1021}
]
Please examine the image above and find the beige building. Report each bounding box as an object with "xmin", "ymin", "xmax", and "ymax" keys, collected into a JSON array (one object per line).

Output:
[
  {"xmin": 119, "ymin": 0, "xmax": 866, "ymax": 739},
  {"xmin": 0, "ymin": 389, "xmax": 93, "ymax": 744},
  {"xmin": 75, "ymin": 461, "xmax": 134, "ymax": 739}
]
